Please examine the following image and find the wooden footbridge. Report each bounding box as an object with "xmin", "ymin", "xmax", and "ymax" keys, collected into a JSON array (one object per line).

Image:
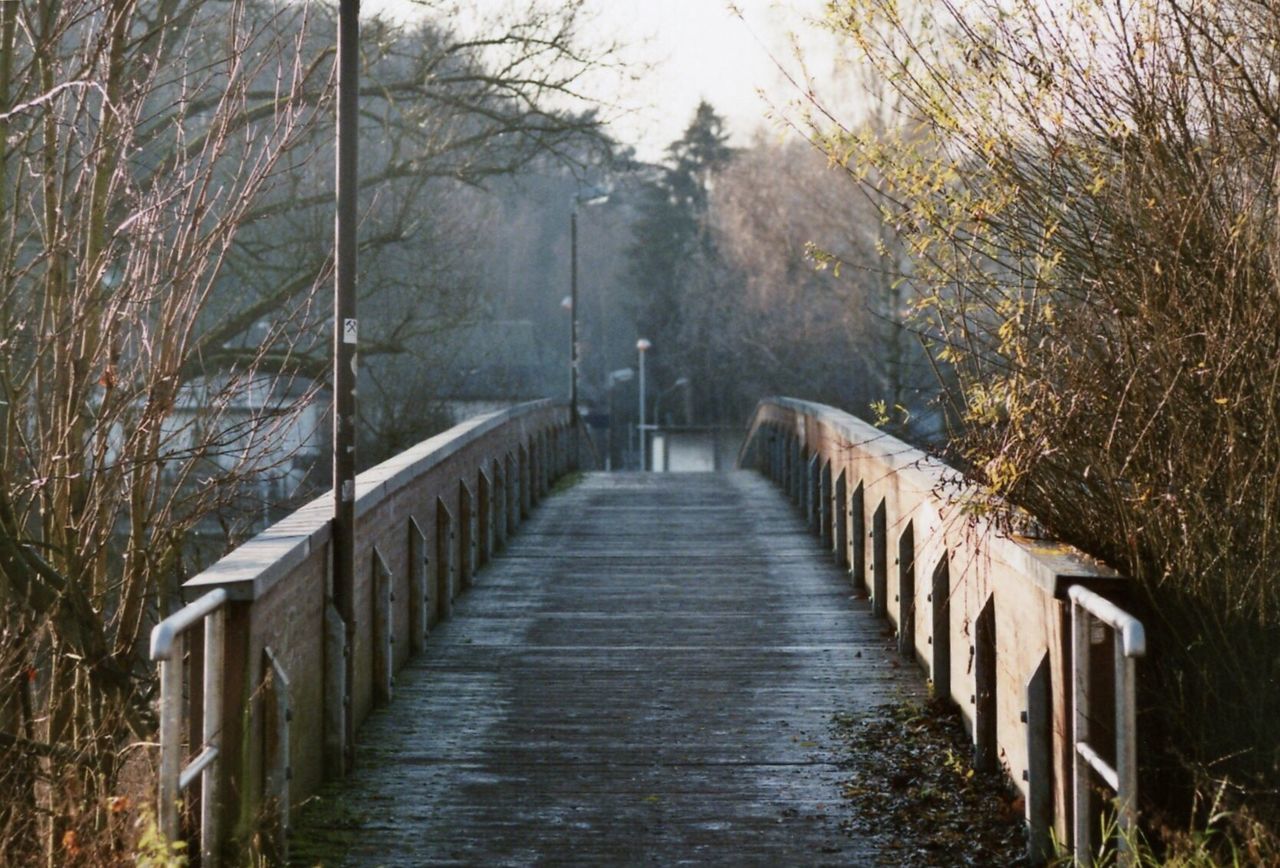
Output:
[
  {"xmin": 152, "ymin": 398, "xmax": 1143, "ymax": 866},
  {"xmin": 290, "ymin": 471, "xmax": 920, "ymax": 864}
]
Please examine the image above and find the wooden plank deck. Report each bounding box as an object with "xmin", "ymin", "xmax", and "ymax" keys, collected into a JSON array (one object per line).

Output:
[{"xmin": 291, "ymin": 471, "xmax": 923, "ymax": 865}]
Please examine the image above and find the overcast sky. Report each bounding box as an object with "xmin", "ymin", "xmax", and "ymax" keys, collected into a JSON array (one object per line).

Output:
[{"xmin": 363, "ymin": 0, "xmax": 842, "ymax": 161}]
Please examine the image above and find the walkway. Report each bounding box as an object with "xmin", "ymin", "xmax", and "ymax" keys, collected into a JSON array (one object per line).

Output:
[{"xmin": 291, "ymin": 472, "xmax": 922, "ymax": 865}]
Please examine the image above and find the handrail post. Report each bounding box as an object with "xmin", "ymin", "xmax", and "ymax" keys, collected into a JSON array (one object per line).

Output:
[
  {"xmin": 1115, "ymin": 630, "xmax": 1139, "ymax": 863},
  {"xmin": 201, "ymin": 607, "xmax": 225, "ymax": 864},
  {"xmin": 158, "ymin": 635, "xmax": 185, "ymax": 843},
  {"xmin": 1069, "ymin": 585, "xmax": 1145, "ymax": 866},
  {"xmin": 151, "ymin": 587, "xmax": 229, "ymax": 863},
  {"xmin": 1072, "ymin": 601, "xmax": 1092, "ymax": 864}
]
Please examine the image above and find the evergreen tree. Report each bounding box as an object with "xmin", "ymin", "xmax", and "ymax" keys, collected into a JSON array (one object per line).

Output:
[{"xmin": 625, "ymin": 102, "xmax": 734, "ymax": 421}]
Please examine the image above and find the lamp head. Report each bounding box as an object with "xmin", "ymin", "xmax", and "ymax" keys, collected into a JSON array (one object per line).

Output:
[
  {"xmin": 636, "ymin": 338, "xmax": 651, "ymax": 352},
  {"xmin": 575, "ymin": 184, "xmax": 612, "ymax": 207}
]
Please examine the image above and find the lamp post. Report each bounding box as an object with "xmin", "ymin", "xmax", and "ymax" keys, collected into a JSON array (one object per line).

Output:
[
  {"xmin": 333, "ymin": 0, "xmax": 359, "ymax": 775},
  {"xmin": 653, "ymin": 376, "xmax": 689, "ymax": 430},
  {"xmin": 605, "ymin": 367, "xmax": 634, "ymax": 471},
  {"xmin": 636, "ymin": 338, "xmax": 651, "ymax": 470},
  {"xmin": 570, "ymin": 188, "xmax": 610, "ymax": 413},
  {"xmin": 649, "ymin": 377, "xmax": 688, "ymax": 473}
]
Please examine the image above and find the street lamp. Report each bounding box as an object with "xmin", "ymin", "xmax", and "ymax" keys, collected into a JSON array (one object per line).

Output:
[
  {"xmin": 649, "ymin": 377, "xmax": 689, "ymax": 473},
  {"xmin": 605, "ymin": 367, "xmax": 634, "ymax": 471},
  {"xmin": 653, "ymin": 377, "xmax": 689, "ymax": 429},
  {"xmin": 333, "ymin": 0, "xmax": 360, "ymax": 775},
  {"xmin": 570, "ymin": 187, "xmax": 610, "ymax": 413},
  {"xmin": 636, "ymin": 338, "xmax": 651, "ymax": 470}
]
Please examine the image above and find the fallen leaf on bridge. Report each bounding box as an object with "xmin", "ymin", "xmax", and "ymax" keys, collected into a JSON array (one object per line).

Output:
[{"xmin": 830, "ymin": 697, "xmax": 1030, "ymax": 866}]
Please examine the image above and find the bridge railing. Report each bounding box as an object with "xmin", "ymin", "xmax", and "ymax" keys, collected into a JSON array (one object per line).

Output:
[
  {"xmin": 741, "ymin": 397, "xmax": 1143, "ymax": 865},
  {"xmin": 150, "ymin": 399, "xmax": 587, "ymax": 863},
  {"xmin": 1069, "ymin": 584, "xmax": 1145, "ymax": 866}
]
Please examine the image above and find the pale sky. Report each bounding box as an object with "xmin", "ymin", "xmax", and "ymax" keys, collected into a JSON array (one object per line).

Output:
[
  {"xmin": 574, "ymin": 0, "xmax": 837, "ymax": 158},
  {"xmin": 363, "ymin": 0, "xmax": 842, "ymax": 161}
]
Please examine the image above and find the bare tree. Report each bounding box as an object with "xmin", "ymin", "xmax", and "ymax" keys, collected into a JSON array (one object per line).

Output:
[
  {"xmin": 0, "ymin": 0, "xmax": 619, "ymax": 861},
  {"xmin": 201, "ymin": 2, "xmax": 617, "ymax": 375},
  {"xmin": 0, "ymin": 0, "xmax": 322, "ymax": 860},
  {"xmin": 695, "ymin": 136, "xmax": 940, "ymax": 429},
  {"xmin": 812, "ymin": 0, "xmax": 1280, "ymax": 852}
]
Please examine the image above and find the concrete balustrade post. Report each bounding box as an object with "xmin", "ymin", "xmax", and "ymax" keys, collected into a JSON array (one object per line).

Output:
[
  {"xmin": 372, "ymin": 547, "xmax": 394, "ymax": 705},
  {"xmin": 781, "ymin": 435, "xmax": 792, "ymax": 497},
  {"xmin": 897, "ymin": 522, "xmax": 915, "ymax": 659},
  {"xmin": 834, "ymin": 469, "xmax": 848, "ymax": 567},
  {"xmin": 520, "ymin": 444, "xmax": 532, "ymax": 517},
  {"xmin": 791, "ymin": 438, "xmax": 801, "ymax": 497},
  {"xmin": 872, "ymin": 499, "xmax": 887, "ymax": 617},
  {"xmin": 819, "ymin": 461, "xmax": 832, "ymax": 545},
  {"xmin": 478, "ymin": 468, "xmax": 493, "ymax": 568},
  {"xmin": 806, "ymin": 454, "xmax": 820, "ymax": 530},
  {"xmin": 436, "ymin": 499, "xmax": 454, "ymax": 620},
  {"xmin": 458, "ymin": 480, "xmax": 475, "ymax": 589},
  {"xmin": 409, "ymin": 517, "xmax": 429, "ymax": 651},
  {"xmin": 851, "ymin": 482, "xmax": 866, "ymax": 592},
  {"xmin": 506, "ymin": 453, "xmax": 520, "ymax": 533},
  {"xmin": 493, "ymin": 464, "xmax": 507, "ymax": 551},
  {"xmin": 540, "ymin": 431, "xmax": 551, "ymax": 495}
]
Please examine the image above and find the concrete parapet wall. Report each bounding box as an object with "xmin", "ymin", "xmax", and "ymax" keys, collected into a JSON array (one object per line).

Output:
[
  {"xmin": 181, "ymin": 400, "xmax": 587, "ymax": 855},
  {"xmin": 742, "ymin": 397, "xmax": 1123, "ymax": 856}
]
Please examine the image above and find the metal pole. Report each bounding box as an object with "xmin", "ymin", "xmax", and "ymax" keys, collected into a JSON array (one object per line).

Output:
[
  {"xmin": 333, "ymin": 0, "xmax": 359, "ymax": 774},
  {"xmin": 1072, "ymin": 602, "xmax": 1092, "ymax": 864},
  {"xmin": 201, "ymin": 609, "xmax": 225, "ymax": 866},
  {"xmin": 1115, "ymin": 642, "xmax": 1138, "ymax": 866},
  {"xmin": 637, "ymin": 343, "xmax": 647, "ymax": 471},
  {"xmin": 570, "ymin": 206, "xmax": 578, "ymax": 412},
  {"xmin": 157, "ymin": 641, "xmax": 183, "ymax": 843}
]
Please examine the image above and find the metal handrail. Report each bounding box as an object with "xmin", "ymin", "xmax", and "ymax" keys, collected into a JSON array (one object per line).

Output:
[
  {"xmin": 1069, "ymin": 584, "xmax": 1145, "ymax": 866},
  {"xmin": 149, "ymin": 587, "xmax": 227, "ymax": 660},
  {"xmin": 150, "ymin": 587, "xmax": 228, "ymax": 867}
]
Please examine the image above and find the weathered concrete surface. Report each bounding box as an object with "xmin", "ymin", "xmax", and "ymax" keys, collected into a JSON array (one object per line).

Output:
[{"xmin": 291, "ymin": 472, "xmax": 922, "ymax": 865}]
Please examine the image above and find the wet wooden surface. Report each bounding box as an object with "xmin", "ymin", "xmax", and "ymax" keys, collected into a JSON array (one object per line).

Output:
[{"xmin": 291, "ymin": 472, "xmax": 923, "ymax": 866}]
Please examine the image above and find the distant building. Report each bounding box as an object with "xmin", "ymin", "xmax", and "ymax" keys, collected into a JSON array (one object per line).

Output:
[{"xmin": 155, "ymin": 372, "xmax": 325, "ymax": 532}]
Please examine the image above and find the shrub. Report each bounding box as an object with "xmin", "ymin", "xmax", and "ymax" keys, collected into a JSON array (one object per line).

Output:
[{"xmin": 817, "ymin": 0, "xmax": 1280, "ymax": 851}]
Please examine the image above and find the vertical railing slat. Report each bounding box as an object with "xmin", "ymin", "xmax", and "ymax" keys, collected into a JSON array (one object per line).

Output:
[
  {"xmin": 158, "ymin": 635, "xmax": 184, "ymax": 844},
  {"xmin": 202, "ymin": 609, "xmax": 224, "ymax": 866},
  {"xmin": 372, "ymin": 546, "xmax": 394, "ymax": 704},
  {"xmin": 409, "ymin": 516, "xmax": 429, "ymax": 652},
  {"xmin": 1072, "ymin": 604, "xmax": 1093, "ymax": 863}
]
